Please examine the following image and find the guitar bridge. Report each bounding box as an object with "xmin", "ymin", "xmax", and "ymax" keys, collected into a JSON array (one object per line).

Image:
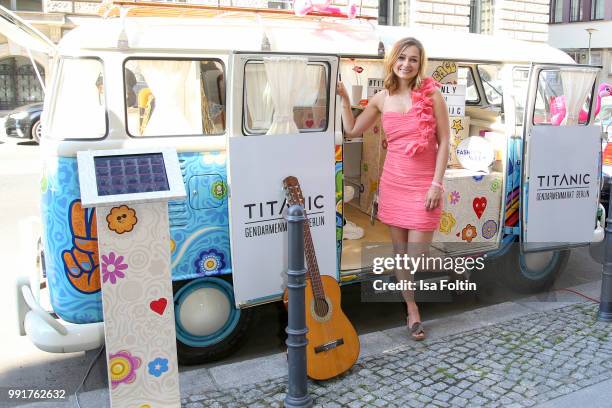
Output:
[{"xmin": 314, "ymin": 338, "xmax": 344, "ymax": 353}]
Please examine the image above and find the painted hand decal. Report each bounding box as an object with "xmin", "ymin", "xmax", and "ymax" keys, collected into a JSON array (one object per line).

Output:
[{"xmin": 62, "ymin": 199, "xmax": 101, "ymax": 294}]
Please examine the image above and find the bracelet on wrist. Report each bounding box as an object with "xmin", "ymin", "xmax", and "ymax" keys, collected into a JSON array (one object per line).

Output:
[{"xmin": 431, "ymin": 181, "xmax": 444, "ymax": 191}]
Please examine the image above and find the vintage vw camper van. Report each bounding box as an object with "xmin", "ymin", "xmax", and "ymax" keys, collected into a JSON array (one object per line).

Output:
[{"xmin": 4, "ymin": 3, "xmax": 605, "ymax": 364}]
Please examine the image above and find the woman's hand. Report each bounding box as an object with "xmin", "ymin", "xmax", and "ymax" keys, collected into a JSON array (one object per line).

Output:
[
  {"xmin": 425, "ymin": 185, "xmax": 442, "ymax": 211},
  {"xmin": 336, "ymin": 81, "xmax": 350, "ymax": 106}
]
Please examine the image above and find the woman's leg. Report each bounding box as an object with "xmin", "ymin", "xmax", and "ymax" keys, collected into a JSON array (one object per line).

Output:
[
  {"xmin": 388, "ymin": 226, "xmax": 413, "ymax": 307},
  {"xmin": 405, "ymin": 230, "xmax": 434, "ymax": 338}
]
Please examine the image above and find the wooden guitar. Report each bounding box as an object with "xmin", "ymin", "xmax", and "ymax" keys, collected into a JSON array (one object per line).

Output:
[{"xmin": 283, "ymin": 176, "xmax": 360, "ymax": 380}]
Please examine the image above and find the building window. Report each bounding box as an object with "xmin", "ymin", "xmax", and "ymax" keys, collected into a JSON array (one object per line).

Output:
[
  {"xmin": 469, "ymin": 0, "xmax": 494, "ymax": 34},
  {"xmin": 570, "ymin": 0, "xmax": 582, "ymax": 22},
  {"xmin": 550, "ymin": 0, "xmax": 564, "ymax": 23},
  {"xmin": 591, "ymin": 0, "xmax": 604, "ymax": 20},
  {"xmin": 393, "ymin": 0, "xmax": 410, "ymax": 26},
  {"xmin": 0, "ymin": 0, "xmax": 43, "ymax": 12}
]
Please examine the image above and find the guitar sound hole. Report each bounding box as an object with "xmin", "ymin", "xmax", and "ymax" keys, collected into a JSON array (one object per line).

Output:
[{"xmin": 314, "ymin": 298, "xmax": 330, "ymax": 318}]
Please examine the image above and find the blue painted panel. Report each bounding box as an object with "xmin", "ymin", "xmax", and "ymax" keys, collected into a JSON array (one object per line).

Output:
[
  {"xmin": 187, "ymin": 174, "xmax": 224, "ymax": 210},
  {"xmin": 42, "ymin": 152, "xmax": 232, "ymax": 324}
]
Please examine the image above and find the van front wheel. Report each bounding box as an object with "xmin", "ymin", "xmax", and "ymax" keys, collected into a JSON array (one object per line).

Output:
[
  {"xmin": 174, "ymin": 277, "xmax": 252, "ymax": 365},
  {"xmin": 501, "ymin": 247, "xmax": 570, "ymax": 293}
]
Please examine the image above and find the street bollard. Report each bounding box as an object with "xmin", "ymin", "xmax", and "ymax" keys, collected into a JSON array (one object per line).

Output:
[
  {"xmin": 284, "ymin": 205, "xmax": 312, "ymax": 408},
  {"xmin": 598, "ymin": 180, "xmax": 612, "ymax": 322}
]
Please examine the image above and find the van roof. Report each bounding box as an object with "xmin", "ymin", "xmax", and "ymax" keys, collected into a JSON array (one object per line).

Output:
[{"xmin": 60, "ymin": 15, "xmax": 574, "ymax": 65}]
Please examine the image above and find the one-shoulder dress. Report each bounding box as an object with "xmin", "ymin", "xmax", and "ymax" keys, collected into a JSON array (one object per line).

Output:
[{"xmin": 377, "ymin": 77, "xmax": 442, "ymax": 231}]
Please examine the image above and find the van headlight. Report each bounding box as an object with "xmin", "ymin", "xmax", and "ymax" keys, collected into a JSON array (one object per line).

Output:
[{"xmin": 12, "ymin": 111, "xmax": 29, "ymax": 120}]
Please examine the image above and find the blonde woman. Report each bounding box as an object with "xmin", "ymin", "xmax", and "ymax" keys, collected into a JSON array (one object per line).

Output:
[{"xmin": 337, "ymin": 37, "xmax": 450, "ymax": 340}]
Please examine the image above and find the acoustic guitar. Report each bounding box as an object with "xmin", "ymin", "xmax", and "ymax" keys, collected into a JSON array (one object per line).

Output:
[{"xmin": 283, "ymin": 176, "xmax": 360, "ymax": 380}]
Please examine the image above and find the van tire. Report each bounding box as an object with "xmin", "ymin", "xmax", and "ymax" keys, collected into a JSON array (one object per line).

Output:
[
  {"xmin": 173, "ymin": 277, "xmax": 254, "ymax": 365},
  {"xmin": 500, "ymin": 246, "xmax": 570, "ymax": 293}
]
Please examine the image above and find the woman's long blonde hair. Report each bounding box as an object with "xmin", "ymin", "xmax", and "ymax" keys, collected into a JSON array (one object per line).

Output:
[{"xmin": 383, "ymin": 37, "xmax": 427, "ymax": 95}]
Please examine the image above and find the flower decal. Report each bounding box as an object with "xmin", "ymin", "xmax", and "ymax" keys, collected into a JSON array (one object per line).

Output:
[
  {"xmin": 147, "ymin": 357, "xmax": 169, "ymax": 378},
  {"xmin": 195, "ymin": 249, "xmax": 226, "ymax": 275},
  {"xmin": 373, "ymin": 125, "xmax": 379, "ymax": 134},
  {"xmin": 482, "ymin": 220, "xmax": 498, "ymax": 239},
  {"xmin": 101, "ymin": 252, "xmax": 128, "ymax": 284},
  {"xmin": 438, "ymin": 211, "xmax": 456, "ymax": 234},
  {"xmin": 449, "ymin": 191, "xmax": 460, "ymax": 205},
  {"xmin": 461, "ymin": 224, "xmax": 477, "ymax": 243},
  {"xmin": 211, "ymin": 180, "xmax": 227, "ymax": 200},
  {"xmin": 106, "ymin": 205, "xmax": 138, "ymax": 234},
  {"xmin": 41, "ymin": 174, "xmax": 48, "ymax": 193},
  {"xmin": 491, "ymin": 178, "xmax": 502, "ymax": 192},
  {"xmin": 363, "ymin": 163, "xmax": 368, "ymax": 172},
  {"xmin": 109, "ymin": 350, "xmax": 141, "ymax": 389}
]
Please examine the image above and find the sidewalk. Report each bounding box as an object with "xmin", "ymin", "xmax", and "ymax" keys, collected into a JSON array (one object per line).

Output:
[{"xmin": 19, "ymin": 280, "xmax": 612, "ymax": 407}]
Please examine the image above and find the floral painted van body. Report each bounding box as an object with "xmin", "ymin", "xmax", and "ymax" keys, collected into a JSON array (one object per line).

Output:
[{"xmin": 3, "ymin": 4, "xmax": 604, "ymax": 363}]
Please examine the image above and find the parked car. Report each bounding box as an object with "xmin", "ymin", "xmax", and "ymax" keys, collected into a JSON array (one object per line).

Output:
[{"xmin": 4, "ymin": 102, "xmax": 43, "ymax": 143}]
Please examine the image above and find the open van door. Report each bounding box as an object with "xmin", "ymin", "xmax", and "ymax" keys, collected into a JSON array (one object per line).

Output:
[
  {"xmin": 227, "ymin": 53, "xmax": 338, "ymax": 307},
  {"xmin": 520, "ymin": 63, "xmax": 601, "ymax": 252},
  {"xmin": 0, "ymin": 5, "xmax": 55, "ymax": 90}
]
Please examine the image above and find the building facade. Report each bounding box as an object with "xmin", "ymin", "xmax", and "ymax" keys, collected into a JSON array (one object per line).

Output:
[
  {"xmin": 391, "ymin": 0, "xmax": 551, "ymax": 42},
  {"xmin": 0, "ymin": 0, "xmax": 379, "ymax": 110},
  {"xmin": 547, "ymin": 0, "xmax": 612, "ymax": 85}
]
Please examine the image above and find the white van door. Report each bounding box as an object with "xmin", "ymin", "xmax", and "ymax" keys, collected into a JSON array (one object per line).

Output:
[
  {"xmin": 227, "ymin": 53, "xmax": 338, "ymax": 307},
  {"xmin": 520, "ymin": 64, "xmax": 601, "ymax": 251}
]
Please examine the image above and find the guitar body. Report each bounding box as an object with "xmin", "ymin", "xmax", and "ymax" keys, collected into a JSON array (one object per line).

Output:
[{"xmin": 303, "ymin": 275, "xmax": 360, "ymax": 380}]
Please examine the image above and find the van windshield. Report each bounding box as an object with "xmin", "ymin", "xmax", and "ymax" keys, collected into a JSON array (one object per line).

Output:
[{"xmin": 47, "ymin": 58, "xmax": 107, "ymax": 140}]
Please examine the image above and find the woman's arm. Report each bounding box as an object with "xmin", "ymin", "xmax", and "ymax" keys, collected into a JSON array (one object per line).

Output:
[
  {"xmin": 337, "ymin": 82, "xmax": 383, "ymax": 138},
  {"xmin": 425, "ymin": 89, "xmax": 450, "ymax": 211}
]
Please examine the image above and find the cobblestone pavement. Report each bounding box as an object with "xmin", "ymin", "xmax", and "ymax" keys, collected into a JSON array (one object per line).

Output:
[{"xmin": 184, "ymin": 302, "xmax": 612, "ymax": 407}]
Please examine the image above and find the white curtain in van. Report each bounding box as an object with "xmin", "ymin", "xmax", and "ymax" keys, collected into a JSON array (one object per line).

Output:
[
  {"xmin": 49, "ymin": 59, "xmax": 106, "ymax": 139},
  {"xmin": 264, "ymin": 56, "xmax": 307, "ymax": 135},
  {"xmin": 185, "ymin": 62, "xmax": 206, "ymax": 133},
  {"xmin": 295, "ymin": 65, "xmax": 323, "ymax": 106},
  {"xmin": 560, "ymin": 68, "xmax": 597, "ymax": 125},
  {"xmin": 139, "ymin": 60, "xmax": 200, "ymax": 136},
  {"xmin": 245, "ymin": 63, "xmax": 273, "ymax": 130}
]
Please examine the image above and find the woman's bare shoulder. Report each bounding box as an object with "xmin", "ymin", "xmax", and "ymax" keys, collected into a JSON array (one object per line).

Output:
[{"xmin": 369, "ymin": 90, "xmax": 386, "ymax": 112}]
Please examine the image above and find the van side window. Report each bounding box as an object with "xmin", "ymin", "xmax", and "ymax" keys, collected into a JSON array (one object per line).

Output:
[
  {"xmin": 243, "ymin": 60, "xmax": 329, "ymax": 135},
  {"xmin": 458, "ymin": 66, "xmax": 479, "ymax": 104},
  {"xmin": 124, "ymin": 59, "xmax": 225, "ymax": 137},
  {"xmin": 534, "ymin": 69, "xmax": 593, "ymax": 126},
  {"xmin": 477, "ymin": 64, "xmax": 503, "ymax": 105},
  {"xmin": 47, "ymin": 58, "xmax": 106, "ymax": 140}
]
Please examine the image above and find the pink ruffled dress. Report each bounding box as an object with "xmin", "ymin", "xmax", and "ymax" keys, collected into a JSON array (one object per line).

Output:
[{"xmin": 377, "ymin": 77, "xmax": 442, "ymax": 231}]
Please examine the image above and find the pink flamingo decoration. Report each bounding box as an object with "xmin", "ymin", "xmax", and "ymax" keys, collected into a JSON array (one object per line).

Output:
[
  {"xmin": 550, "ymin": 82, "xmax": 612, "ymax": 125},
  {"xmin": 293, "ymin": 0, "xmax": 358, "ymax": 18}
]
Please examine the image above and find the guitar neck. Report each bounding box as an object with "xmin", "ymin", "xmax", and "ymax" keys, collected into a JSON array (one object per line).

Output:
[{"xmin": 302, "ymin": 212, "xmax": 325, "ymax": 300}]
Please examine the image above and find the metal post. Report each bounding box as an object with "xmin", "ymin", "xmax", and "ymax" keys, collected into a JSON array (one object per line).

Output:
[
  {"xmin": 599, "ymin": 181, "xmax": 612, "ymax": 321},
  {"xmin": 285, "ymin": 205, "xmax": 312, "ymax": 408}
]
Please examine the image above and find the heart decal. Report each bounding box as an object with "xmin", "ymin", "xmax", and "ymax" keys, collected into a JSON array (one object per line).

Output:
[
  {"xmin": 473, "ymin": 197, "xmax": 487, "ymax": 219},
  {"xmin": 305, "ymin": 119, "xmax": 314, "ymax": 128},
  {"xmin": 150, "ymin": 298, "xmax": 168, "ymax": 316}
]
